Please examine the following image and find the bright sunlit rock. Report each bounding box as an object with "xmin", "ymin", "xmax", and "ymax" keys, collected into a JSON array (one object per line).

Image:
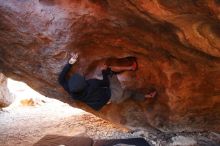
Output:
[{"xmin": 5, "ymin": 78, "xmax": 85, "ymax": 116}]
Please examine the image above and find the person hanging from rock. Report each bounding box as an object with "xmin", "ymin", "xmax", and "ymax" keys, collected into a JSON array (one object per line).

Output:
[{"xmin": 58, "ymin": 53, "xmax": 157, "ymax": 111}]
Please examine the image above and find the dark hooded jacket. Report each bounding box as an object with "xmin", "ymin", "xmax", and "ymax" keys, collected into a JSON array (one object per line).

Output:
[{"xmin": 58, "ymin": 63, "xmax": 111, "ymax": 110}]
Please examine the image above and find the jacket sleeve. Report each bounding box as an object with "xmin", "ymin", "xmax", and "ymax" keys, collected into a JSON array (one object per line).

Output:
[
  {"xmin": 100, "ymin": 70, "xmax": 110, "ymax": 87},
  {"xmin": 58, "ymin": 63, "xmax": 72, "ymax": 93}
]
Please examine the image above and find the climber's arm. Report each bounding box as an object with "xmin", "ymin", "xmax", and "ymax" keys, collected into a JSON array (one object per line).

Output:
[
  {"xmin": 86, "ymin": 68, "xmax": 111, "ymax": 87},
  {"xmin": 99, "ymin": 68, "xmax": 110, "ymax": 87},
  {"xmin": 92, "ymin": 68, "xmax": 111, "ymax": 87},
  {"xmin": 58, "ymin": 53, "xmax": 78, "ymax": 92},
  {"xmin": 58, "ymin": 63, "xmax": 72, "ymax": 92}
]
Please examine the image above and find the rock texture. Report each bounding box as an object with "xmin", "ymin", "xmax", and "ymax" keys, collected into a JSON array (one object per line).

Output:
[
  {"xmin": 0, "ymin": 0, "xmax": 220, "ymax": 132},
  {"xmin": 0, "ymin": 73, "xmax": 13, "ymax": 107}
]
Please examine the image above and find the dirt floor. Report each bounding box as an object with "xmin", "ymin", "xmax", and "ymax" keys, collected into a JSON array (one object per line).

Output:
[
  {"xmin": 0, "ymin": 79, "xmax": 220, "ymax": 146},
  {"xmin": 0, "ymin": 99, "xmax": 134, "ymax": 146}
]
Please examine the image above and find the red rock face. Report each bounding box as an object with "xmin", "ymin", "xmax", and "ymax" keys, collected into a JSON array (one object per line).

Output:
[{"xmin": 0, "ymin": 0, "xmax": 220, "ymax": 132}]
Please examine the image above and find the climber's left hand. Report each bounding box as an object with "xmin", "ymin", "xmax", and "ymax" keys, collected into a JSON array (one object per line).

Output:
[{"xmin": 69, "ymin": 53, "xmax": 78, "ymax": 64}]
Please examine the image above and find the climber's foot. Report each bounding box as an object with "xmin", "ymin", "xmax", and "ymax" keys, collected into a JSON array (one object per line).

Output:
[
  {"xmin": 145, "ymin": 91, "xmax": 157, "ymax": 99},
  {"xmin": 107, "ymin": 101, "xmax": 111, "ymax": 104},
  {"xmin": 131, "ymin": 61, "xmax": 138, "ymax": 71}
]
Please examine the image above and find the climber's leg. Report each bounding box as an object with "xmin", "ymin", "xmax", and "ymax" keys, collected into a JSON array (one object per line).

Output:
[
  {"xmin": 109, "ymin": 61, "xmax": 137, "ymax": 73},
  {"xmin": 108, "ymin": 75, "xmax": 123, "ymax": 104},
  {"xmin": 108, "ymin": 75, "xmax": 157, "ymax": 104},
  {"xmin": 131, "ymin": 92, "xmax": 146, "ymax": 101},
  {"xmin": 129, "ymin": 90, "xmax": 157, "ymax": 101}
]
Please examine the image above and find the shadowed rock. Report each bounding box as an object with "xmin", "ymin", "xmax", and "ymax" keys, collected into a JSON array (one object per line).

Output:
[{"xmin": 0, "ymin": 0, "xmax": 220, "ymax": 132}]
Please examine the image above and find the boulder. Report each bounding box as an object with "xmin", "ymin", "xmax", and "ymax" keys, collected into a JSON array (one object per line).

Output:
[
  {"xmin": 0, "ymin": 73, "xmax": 13, "ymax": 107},
  {"xmin": 0, "ymin": 0, "xmax": 220, "ymax": 132}
]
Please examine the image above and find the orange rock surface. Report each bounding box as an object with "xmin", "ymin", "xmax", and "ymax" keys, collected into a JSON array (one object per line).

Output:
[{"xmin": 0, "ymin": 0, "xmax": 220, "ymax": 132}]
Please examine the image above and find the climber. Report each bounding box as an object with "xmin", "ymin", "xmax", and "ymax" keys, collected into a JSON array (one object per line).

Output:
[{"xmin": 58, "ymin": 53, "xmax": 156, "ymax": 111}]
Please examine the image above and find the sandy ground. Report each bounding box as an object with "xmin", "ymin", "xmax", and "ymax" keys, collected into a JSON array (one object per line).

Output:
[
  {"xmin": 0, "ymin": 79, "xmax": 220, "ymax": 146},
  {"xmin": 0, "ymin": 79, "xmax": 134, "ymax": 146},
  {"xmin": 0, "ymin": 99, "xmax": 134, "ymax": 146}
]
